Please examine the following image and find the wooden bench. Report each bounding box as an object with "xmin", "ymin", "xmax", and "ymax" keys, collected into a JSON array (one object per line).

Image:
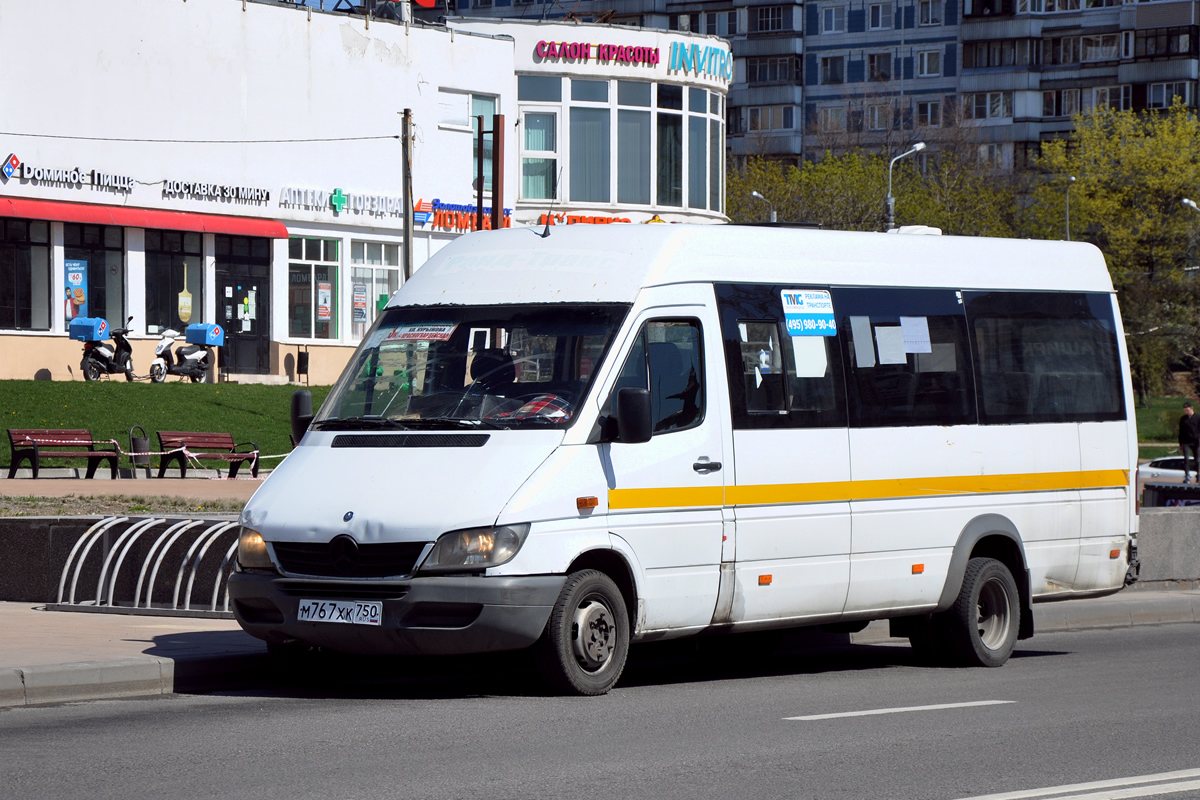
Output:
[
  {"xmin": 156, "ymin": 431, "xmax": 259, "ymax": 479},
  {"xmin": 7, "ymin": 428, "xmax": 119, "ymax": 479}
]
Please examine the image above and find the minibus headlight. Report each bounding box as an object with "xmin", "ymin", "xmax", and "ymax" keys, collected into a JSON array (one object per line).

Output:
[
  {"xmin": 421, "ymin": 524, "xmax": 531, "ymax": 573},
  {"xmin": 237, "ymin": 527, "xmax": 274, "ymax": 570}
]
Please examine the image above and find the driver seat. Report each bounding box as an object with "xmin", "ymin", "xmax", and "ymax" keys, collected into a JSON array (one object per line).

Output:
[{"xmin": 470, "ymin": 349, "xmax": 516, "ymax": 395}]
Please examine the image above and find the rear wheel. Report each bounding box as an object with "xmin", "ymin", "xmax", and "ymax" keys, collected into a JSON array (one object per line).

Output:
[
  {"xmin": 81, "ymin": 357, "xmax": 101, "ymax": 382},
  {"xmin": 943, "ymin": 557, "xmax": 1020, "ymax": 667},
  {"xmin": 149, "ymin": 363, "xmax": 166, "ymax": 383},
  {"xmin": 535, "ymin": 570, "xmax": 630, "ymax": 696}
]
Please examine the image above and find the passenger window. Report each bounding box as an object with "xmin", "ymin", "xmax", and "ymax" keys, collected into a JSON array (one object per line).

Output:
[
  {"xmin": 965, "ymin": 291, "xmax": 1124, "ymax": 424},
  {"xmin": 609, "ymin": 319, "xmax": 705, "ymax": 434},
  {"xmin": 835, "ymin": 287, "xmax": 976, "ymax": 428},
  {"xmin": 716, "ymin": 283, "xmax": 847, "ymax": 429}
]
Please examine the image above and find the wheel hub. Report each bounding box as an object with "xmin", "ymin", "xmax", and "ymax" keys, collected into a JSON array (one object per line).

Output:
[
  {"xmin": 572, "ymin": 599, "xmax": 615, "ymax": 671},
  {"xmin": 976, "ymin": 578, "xmax": 1011, "ymax": 650}
]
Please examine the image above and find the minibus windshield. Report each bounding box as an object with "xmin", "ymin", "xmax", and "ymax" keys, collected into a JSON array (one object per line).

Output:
[{"xmin": 314, "ymin": 303, "xmax": 630, "ymax": 430}]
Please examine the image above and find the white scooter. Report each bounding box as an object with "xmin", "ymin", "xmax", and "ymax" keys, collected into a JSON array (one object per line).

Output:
[{"xmin": 149, "ymin": 328, "xmax": 213, "ymax": 383}]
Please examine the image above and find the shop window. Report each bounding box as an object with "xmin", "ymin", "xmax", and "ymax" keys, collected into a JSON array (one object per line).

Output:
[
  {"xmin": 522, "ymin": 111, "xmax": 558, "ymax": 200},
  {"xmin": 288, "ymin": 237, "xmax": 339, "ymax": 340},
  {"xmin": 518, "ymin": 75, "xmax": 562, "ymax": 102},
  {"xmin": 570, "ymin": 107, "xmax": 611, "ymax": 203},
  {"xmin": 709, "ymin": 118, "xmax": 723, "ymax": 212},
  {"xmin": 0, "ymin": 218, "xmax": 51, "ymax": 331},
  {"xmin": 689, "ymin": 116, "xmax": 707, "ymax": 209},
  {"xmin": 471, "ymin": 94, "xmax": 498, "ymax": 193},
  {"xmin": 658, "ymin": 114, "xmax": 683, "ymax": 207},
  {"xmin": 145, "ymin": 230, "xmax": 203, "ymax": 335},
  {"xmin": 618, "ymin": 81, "xmax": 652, "ymax": 205},
  {"xmin": 350, "ymin": 241, "xmax": 401, "ymax": 340},
  {"xmin": 63, "ymin": 223, "xmax": 124, "ymax": 326}
]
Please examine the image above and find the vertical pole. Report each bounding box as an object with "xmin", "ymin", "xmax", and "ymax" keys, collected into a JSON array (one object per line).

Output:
[
  {"xmin": 475, "ymin": 114, "xmax": 485, "ymax": 232},
  {"xmin": 491, "ymin": 114, "xmax": 505, "ymax": 232},
  {"xmin": 402, "ymin": 108, "xmax": 414, "ymax": 281}
]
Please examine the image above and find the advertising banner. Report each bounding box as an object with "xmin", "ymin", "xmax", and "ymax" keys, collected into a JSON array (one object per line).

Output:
[{"xmin": 64, "ymin": 259, "xmax": 88, "ymax": 320}]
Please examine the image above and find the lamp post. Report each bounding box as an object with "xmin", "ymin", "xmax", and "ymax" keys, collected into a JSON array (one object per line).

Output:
[
  {"xmin": 1065, "ymin": 176, "xmax": 1076, "ymax": 242},
  {"xmin": 885, "ymin": 142, "xmax": 926, "ymax": 231},
  {"xmin": 1184, "ymin": 198, "xmax": 1200, "ymax": 214},
  {"xmin": 751, "ymin": 191, "xmax": 777, "ymax": 223}
]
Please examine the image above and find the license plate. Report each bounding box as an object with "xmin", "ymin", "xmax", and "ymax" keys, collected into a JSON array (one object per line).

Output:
[{"xmin": 296, "ymin": 599, "xmax": 382, "ymax": 626}]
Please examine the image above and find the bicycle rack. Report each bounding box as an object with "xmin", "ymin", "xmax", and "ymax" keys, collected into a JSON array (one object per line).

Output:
[{"xmin": 47, "ymin": 516, "xmax": 241, "ymax": 619}]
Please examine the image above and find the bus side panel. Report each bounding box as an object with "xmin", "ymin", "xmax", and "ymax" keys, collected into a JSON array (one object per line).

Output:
[
  {"xmin": 1075, "ymin": 420, "xmax": 1135, "ymax": 592},
  {"xmin": 844, "ymin": 423, "xmax": 1083, "ymax": 613}
]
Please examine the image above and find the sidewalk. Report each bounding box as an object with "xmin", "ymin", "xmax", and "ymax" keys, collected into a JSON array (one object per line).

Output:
[
  {"xmin": 2, "ymin": 588, "xmax": 1198, "ymax": 707},
  {"xmin": 0, "ymin": 478, "xmax": 262, "ymax": 502}
]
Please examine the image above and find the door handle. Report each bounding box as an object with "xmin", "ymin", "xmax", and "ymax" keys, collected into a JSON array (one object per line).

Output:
[{"xmin": 693, "ymin": 460, "xmax": 722, "ymax": 473}]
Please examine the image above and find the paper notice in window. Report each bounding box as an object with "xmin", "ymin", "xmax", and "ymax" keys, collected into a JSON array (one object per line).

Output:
[
  {"xmin": 850, "ymin": 316, "xmax": 875, "ymax": 368},
  {"xmin": 875, "ymin": 326, "xmax": 908, "ymax": 365},
  {"xmin": 899, "ymin": 316, "xmax": 932, "ymax": 353}
]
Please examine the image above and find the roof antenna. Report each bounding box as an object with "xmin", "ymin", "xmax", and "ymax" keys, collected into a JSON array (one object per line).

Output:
[{"xmin": 539, "ymin": 166, "xmax": 563, "ymax": 239}]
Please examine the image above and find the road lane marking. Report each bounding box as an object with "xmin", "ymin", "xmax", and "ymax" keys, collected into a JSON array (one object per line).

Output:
[
  {"xmin": 784, "ymin": 700, "xmax": 1015, "ymax": 721},
  {"xmin": 958, "ymin": 768, "xmax": 1200, "ymax": 800}
]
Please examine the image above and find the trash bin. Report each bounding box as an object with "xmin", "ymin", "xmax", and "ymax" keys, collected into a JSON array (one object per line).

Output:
[{"xmin": 129, "ymin": 425, "xmax": 150, "ymax": 478}]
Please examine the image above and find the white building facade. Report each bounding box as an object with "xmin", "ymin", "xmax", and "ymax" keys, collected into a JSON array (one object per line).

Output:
[{"xmin": 0, "ymin": 0, "xmax": 730, "ymax": 384}]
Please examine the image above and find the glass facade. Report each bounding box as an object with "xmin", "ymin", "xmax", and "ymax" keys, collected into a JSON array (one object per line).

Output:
[
  {"xmin": 145, "ymin": 230, "xmax": 203, "ymax": 335},
  {"xmin": 0, "ymin": 218, "xmax": 50, "ymax": 331},
  {"xmin": 63, "ymin": 223, "xmax": 124, "ymax": 326},
  {"xmin": 288, "ymin": 237, "xmax": 339, "ymax": 340}
]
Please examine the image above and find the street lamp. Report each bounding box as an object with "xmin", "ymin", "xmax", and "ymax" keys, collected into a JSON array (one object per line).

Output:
[
  {"xmin": 1066, "ymin": 176, "xmax": 1076, "ymax": 241},
  {"xmin": 1185, "ymin": 198, "xmax": 1200, "ymax": 214},
  {"xmin": 885, "ymin": 142, "xmax": 926, "ymax": 231},
  {"xmin": 750, "ymin": 191, "xmax": 777, "ymax": 223}
]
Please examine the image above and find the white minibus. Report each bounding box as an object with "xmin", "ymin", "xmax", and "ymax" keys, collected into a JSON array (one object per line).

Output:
[{"xmin": 230, "ymin": 224, "xmax": 1138, "ymax": 695}]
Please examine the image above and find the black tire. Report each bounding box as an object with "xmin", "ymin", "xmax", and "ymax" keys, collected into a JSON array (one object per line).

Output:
[
  {"xmin": 188, "ymin": 373, "xmax": 201, "ymax": 383},
  {"xmin": 81, "ymin": 357, "xmax": 101, "ymax": 382},
  {"xmin": 535, "ymin": 570, "xmax": 630, "ymax": 696},
  {"xmin": 943, "ymin": 557, "xmax": 1020, "ymax": 668},
  {"xmin": 121, "ymin": 354, "xmax": 135, "ymax": 382},
  {"xmin": 149, "ymin": 363, "xmax": 166, "ymax": 383}
]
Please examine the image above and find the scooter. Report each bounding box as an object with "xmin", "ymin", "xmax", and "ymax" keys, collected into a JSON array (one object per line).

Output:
[
  {"xmin": 149, "ymin": 328, "xmax": 213, "ymax": 383},
  {"xmin": 81, "ymin": 316, "xmax": 135, "ymax": 382}
]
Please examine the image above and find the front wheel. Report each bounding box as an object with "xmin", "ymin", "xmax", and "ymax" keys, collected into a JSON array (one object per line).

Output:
[
  {"xmin": 121, "ymin": 353, "xmax": 134, "ymax": 382},
  {"xmin": 149, "ymin": 363, "xmax": 166, "ymax": 383},
  {"xmin": 188, "ymin": 372, "xmax": 202, "ymax": 383},
  {"xmin": 535, "ymin": 570, "xmax": 630, "ymax": 696},
  {"xmin": 81, "ymin": 357, "xmax": 101, "ymax": 382},
  {"xmin": 944, "ymin": 557, "xmax": 1020, "ymax": 668}
]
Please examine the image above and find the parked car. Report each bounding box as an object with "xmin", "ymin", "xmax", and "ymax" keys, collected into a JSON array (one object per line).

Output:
[{"xmin": 1139, "ymin": 456, "xmax": 1187, "ymax": 483}]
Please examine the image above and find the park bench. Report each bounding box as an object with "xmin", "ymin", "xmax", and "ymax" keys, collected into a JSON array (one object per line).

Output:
[
  {"xmin": 7, "ymin": 428, "xmax": 119, "ymax": 479},
  {"xmin": 156, "ymin": 431, "xmax": 259, "ymax": 479}
]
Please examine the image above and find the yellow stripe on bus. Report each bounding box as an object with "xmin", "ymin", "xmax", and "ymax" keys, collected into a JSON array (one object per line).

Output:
[{"xmin": 608, "ymin": 469, "xmax": 1129, "ymax": 510}]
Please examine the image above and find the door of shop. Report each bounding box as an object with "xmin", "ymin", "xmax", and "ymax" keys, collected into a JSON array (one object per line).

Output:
[{"xmin": 215, "ymin": 235, "xmax": 271, "ymax": 375}]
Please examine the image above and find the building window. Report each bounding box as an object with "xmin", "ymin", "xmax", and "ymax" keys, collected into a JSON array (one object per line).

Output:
[
  {"xmin": 822, "ymin": 5, "xmax": 846, "ymax": 33},
  {"xmin": 919, "ymin": 0, "xmax": 943, "ymax": 25},
  {"xmin": 0, "ymin": 218, "xmax": 50, "ymax": 331},
  {"xmin": 469, "ymin": 94, "xmax": 498, "ymax": 193},
  {"xmin": 1042, "ymin": 36, "xmax": 1082, "ymax": 65},
  {"xmin": 757, "ymin": 6, "xmax": 784, "ymax": 31},
  {"xmin": 618, "ymin": 81, "xmax": 652, "ymax": 205},
  {"xmin": 145, "ymin": 230, "xmax": 203, "ymax": 335},
  {"xmin": 820, "ymin": 55, "xmax": 846, "ymax": 84},
  {"xmin": 817, "ymin": 106, "xmax": 846, "ymax": 132},
  {"xmin": 657, "ymin": 85, "xmax": 684, "ymax": 207},
  {"xmin": 63, "ymin": 223, "xmax": 124, "ymax": 327},
  {"xmin": 918, "ymin": 50, "xmax": 941, "ymax": 76},
  {"xmin": 868, "ymin": 52, "xmax": 892, "ymax": 81},
  {"xmin": 867, "ymin": 104, "xmax": 890, "ymax": 130},
  {"xmin": 1088, "ymin": 85, "xmax": 1131, "ymax": 111},
  {"xmin": 521, "ymin": 111, "xmax": 558, "ymax": 201},
  {"xmin": 706, "ymin": 10, "xmax": 738, "ymax": 35},
  {"xmin": 747, "ymin": 56, "xmax": 794, "ymax": 83},
  {"xmin": 869, "ymin": 2, "xmax": 893, "ymax": 30},
  {"xmin": 1042, "ymin": 88, "xmax": 1080, "ymax": 117},
  {"xmin": 350, "ymin": 241, "xmax": 401, "ymax": 341},
  {"xmin": 571, "ymin": 102, "xmax": 611, "ymax": 203},
  {"xmin": 288, "ymin": 237, "xmax": 339, "ymax": 340},
  {"xmin": 1148, "ymin": 81, "xmax": 1193, "ymax": 108},
  {"xmin": 977, "ymin": 143, "xmax": 1011, "ymax": 169},
  {"xmin": 917, "ymin": 100, "xmax": 941, "ymax": 127},
  {"xmin": 1135, "ymin": 28, "xmax": 1195, "ymax": 58},
  {"xmin": 1081, "ymin": 34, "xmax": 1120, "ymax": 61},
  {"xmin": 747, "ymin": 105, "xmax": 795, "ymax": 130},
  {"xmin": 963, "ymin": 91, "xmax": 1013, "ymax": 119},
  {"xmin": 965, "ymin": 40, "xmax": 1037, "ymax": 68}
]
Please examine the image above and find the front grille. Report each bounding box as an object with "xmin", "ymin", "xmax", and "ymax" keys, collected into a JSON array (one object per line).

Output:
[
  {"xmin": 277, "ymin": 581, "xmax": 411, "ymax": 601},
  {"xmin": 331, "ymin": 434, "xmax": 489, "ymax": 448},
  {"xmin": 272, "ymin": 540, "xmax": 428, "ymax": 578}
]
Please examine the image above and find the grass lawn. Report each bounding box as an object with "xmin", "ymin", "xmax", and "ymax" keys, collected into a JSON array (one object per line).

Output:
[{"xmin": 1, "ymin": 380, "xmax": 330, "ymax": 469}]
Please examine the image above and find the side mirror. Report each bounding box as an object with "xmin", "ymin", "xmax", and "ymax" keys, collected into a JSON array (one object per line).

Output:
[
  {"xmin": 290, "ymin": 389, "xmax": 313, "ymax": 446},
  {"xmin": 616, "ymin": 387, "xmax": 653, "ymax": 444}
]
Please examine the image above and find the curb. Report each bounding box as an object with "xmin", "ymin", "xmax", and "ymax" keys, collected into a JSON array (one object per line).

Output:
[{"xmin": 0, "ymin": 653, "xmax": 266, "ymax": 708}]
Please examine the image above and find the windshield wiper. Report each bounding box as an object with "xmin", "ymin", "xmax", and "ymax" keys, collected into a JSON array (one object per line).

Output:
[
  {"xmin": 311, "ymin": 417, "xmax": 411, "ymax": 431},
  {"xmin": 401, "ymin": 416, "xmax": 505, "ymax": 430}
]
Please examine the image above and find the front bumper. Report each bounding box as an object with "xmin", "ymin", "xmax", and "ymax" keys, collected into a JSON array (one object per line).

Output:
[{"xmin": 228, "ymin": 571, "xmax": 565, "ymax": 655}]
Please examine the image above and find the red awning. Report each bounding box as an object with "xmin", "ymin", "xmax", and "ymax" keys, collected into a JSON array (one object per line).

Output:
[{"xmin": 0, "ymin": 196, "xmax": 289, "ymax": 238}]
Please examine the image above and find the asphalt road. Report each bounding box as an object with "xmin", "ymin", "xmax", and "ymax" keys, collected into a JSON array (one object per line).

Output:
[{"xmin": 1, "ymin": 624, "xmax": 1198, "ymax": 800}]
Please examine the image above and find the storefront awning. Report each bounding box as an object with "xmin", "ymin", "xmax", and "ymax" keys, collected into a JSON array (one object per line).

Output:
[{"xmin": 0, "ymin": 197, "xmax": 290, "ymax": 238}]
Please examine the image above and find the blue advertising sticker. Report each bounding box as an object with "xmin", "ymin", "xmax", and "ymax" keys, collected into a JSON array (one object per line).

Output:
[
  {"xmin": 781, "ymin": 289, "xmax": 835, "ymax": 336},
  {"xmin": 64, "ymin": 259, "xmax": 88, "ymax": 319}
]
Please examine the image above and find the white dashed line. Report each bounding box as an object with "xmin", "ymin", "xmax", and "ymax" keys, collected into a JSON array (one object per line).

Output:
[
  {"xmin": 784, "ymin": 699, "xmax": 1015, "ymax": 721},
  {"xmin": 956, "ymin": 768, "xmax": 1200, "ymax": 800}
]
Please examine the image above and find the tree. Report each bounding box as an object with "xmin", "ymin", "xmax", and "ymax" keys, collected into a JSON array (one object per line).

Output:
[{"xmin": 1028, "ymin": 103, "xmax": 1200, "ymax": 402}]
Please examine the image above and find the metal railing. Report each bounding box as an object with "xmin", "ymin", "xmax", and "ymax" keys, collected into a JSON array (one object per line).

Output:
[{"xmin": 47, "ymin": 516, "xmax": 240, "ymax": 618}]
